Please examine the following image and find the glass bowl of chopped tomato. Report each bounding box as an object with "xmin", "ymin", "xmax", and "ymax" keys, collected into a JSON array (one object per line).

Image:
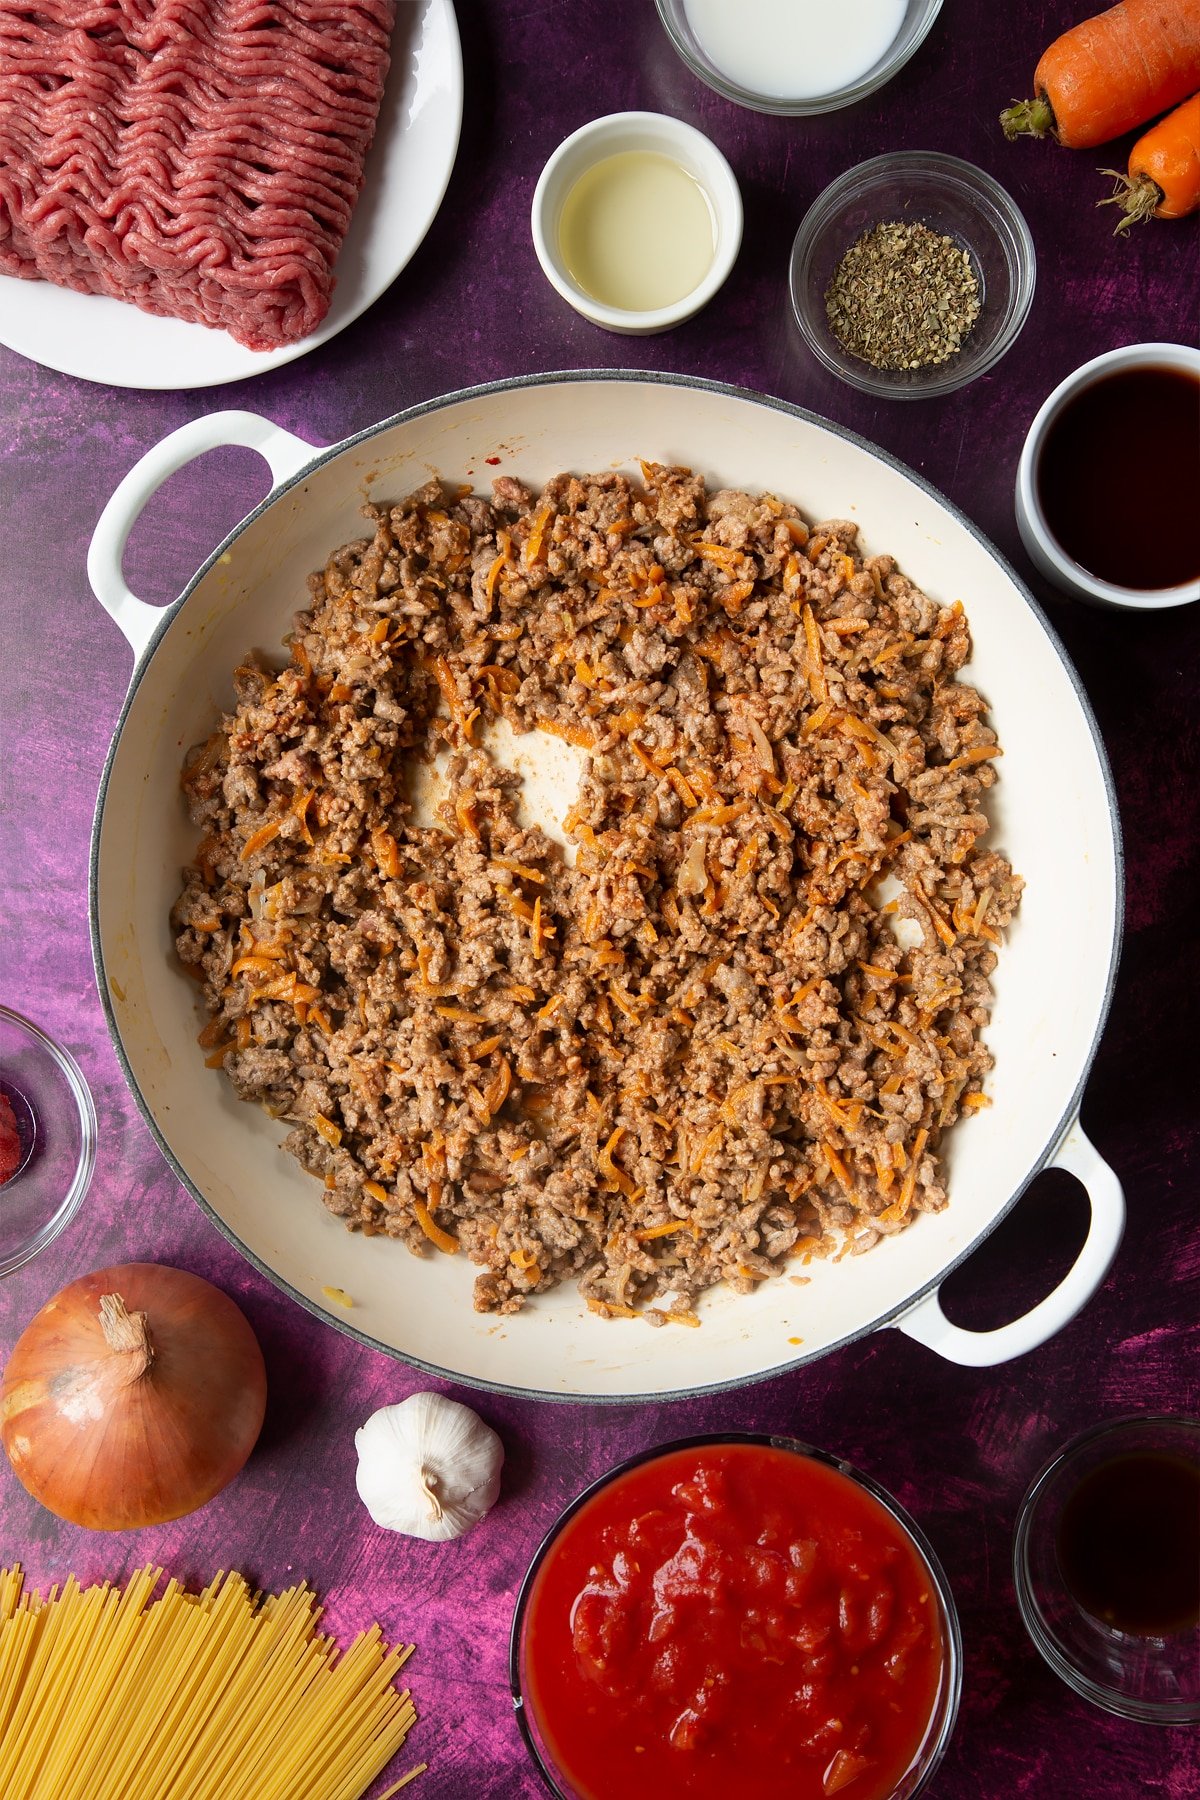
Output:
[
  {"xmin": 511, "ymin": 1433, "xmax": 961, "ymax": 1800},
  {"xmin": 0, "ymin": 1005, "xmax": 96, "ymax": 1276}
]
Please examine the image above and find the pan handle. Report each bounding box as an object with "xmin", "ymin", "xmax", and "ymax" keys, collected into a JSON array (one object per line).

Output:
[
  {"xmin": 87, "ymin": 410, "xmax": 318, "ymax": 662},
  {"xmin": 893, "ymin": 1120, "xmax": 1124, "ymax": 1367}
]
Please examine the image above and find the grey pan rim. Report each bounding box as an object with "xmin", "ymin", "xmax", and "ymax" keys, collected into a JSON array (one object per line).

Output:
[{"xmin": 88, "ymin": 367, "xmax": 1125, "ymax": 1405}]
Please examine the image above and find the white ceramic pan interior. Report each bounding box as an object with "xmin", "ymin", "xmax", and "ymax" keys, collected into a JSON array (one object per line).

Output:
[{"xmin": 88, "ymin": 375, "xmax": 1124, "ymax": 1399}]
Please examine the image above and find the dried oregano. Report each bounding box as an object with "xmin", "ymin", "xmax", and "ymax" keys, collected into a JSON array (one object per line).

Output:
[{"xmin": 825, "ymin": 220, "xmax": 981, "ymax": 372}]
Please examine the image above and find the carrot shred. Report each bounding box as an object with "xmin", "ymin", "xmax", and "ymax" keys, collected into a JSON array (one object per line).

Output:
[
  {"xmin": 599, "ymin": 1127, "xmax": 639, "ymax": 1199},
  {"xmin": 371, "ymin": 826, "xmax": 403, "ymax": 878},
  {"xmin": 802, "ymin": 605, "xmax": 828, "ymax": 704},
  {"xmin": 412, "ymin": 1200, "xmax": 459, "ymax": 1253},
  {"xmin": 587, "ymin": 1296, "xmax": 639, "ymax": 1320},
  {"xmin": 523, "ymin": 504, "xmax": 554, "ymax": 567},
  {"xmin": 240, "ymin": 819, "xmax": 281, "ymax": 861},
  {"xmin": 490, "ymin": 857, "xmax": 546, "ymax": 883},
  {"xmin": 230, "ymin": 954, "xmax": 278, "ymax": 978}
]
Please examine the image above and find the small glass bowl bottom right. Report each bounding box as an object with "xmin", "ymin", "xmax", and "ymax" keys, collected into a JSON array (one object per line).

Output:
[{"xmin": 1013, "ymin": 1415, "xmax": 1200, "ymax": 1724}]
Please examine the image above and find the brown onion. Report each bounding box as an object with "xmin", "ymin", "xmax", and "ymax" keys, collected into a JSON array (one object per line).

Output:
[{"xmin": 0, "ymin": 1262, "xmax": 267, "ymax": 1530}]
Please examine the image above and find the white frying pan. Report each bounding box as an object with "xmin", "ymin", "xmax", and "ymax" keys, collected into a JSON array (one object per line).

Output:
[{"xmin": 88, "ymin": 373, "xmax": 1124, "ymax": 1400}]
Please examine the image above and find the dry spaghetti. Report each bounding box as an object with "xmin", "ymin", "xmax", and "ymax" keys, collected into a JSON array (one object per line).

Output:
[{"xmin": 0, "ymin": 1565, "xmax": 424, "ymax": 1800}]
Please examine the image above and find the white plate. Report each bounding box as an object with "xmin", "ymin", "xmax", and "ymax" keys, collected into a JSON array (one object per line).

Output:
[{"xmin": 0, "ymin": 1, "xmax": 462, "ymax": 390}]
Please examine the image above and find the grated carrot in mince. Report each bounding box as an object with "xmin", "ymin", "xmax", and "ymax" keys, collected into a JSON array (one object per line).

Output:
[
  {"xmin": 802, "ymin": 604, "xmax": 827, "ymax": 703},
  {"xmin": 587, "ymin": 1296, "xmax": 639, "ymax": 1320},
  {"xmin": 693, "ymin": 540, "xmax": 746, "ymax": 574},
  {"xmin": 412, "ymin": 1201, "xmax": 459, "ymax": 1254},
  {"xmin": 370, "ymin": 826, "xmax": 403, "ymax": 878},
  {"xmin": 239, "ymin": 819, "xmax": 281, "ymax": 861},
  {"xmin": 523, "ymin": 504, "xmax": 554, "ymax": 566},
  {"xmin": 691, "ymin": 1125, "xmax": 724, "ymax": 1173},
  {"xmin": 484, "ymin": 1057, "xmax": 512, "ymax": 1115},
  {"xmin": 291, "ymin": 788, "xmax": 316, "ymax": 846},
  {"xmin": 230, "ymin": 953, "xmax": 280, "ymax": 978},
  {"xmin": 823, "ymin": 1142, "xmax": 857, "ymax": 1197},
  {"xmin": 635, "ymin": 1220, "xmax": 696, "ymax": 1242},
  {"xmin": 490, "ymin": 858, "xmax": 545, "ymax": 882},
  {"xmin": 598, "ymin": 1127, "xmax": 638, "ymax": 1199},
  {"xmin": 314, "ymin": 1113, "xmax": 342, "ymax": 1147}
]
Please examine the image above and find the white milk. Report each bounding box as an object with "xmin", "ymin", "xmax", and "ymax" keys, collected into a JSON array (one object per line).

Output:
[{"xmin": 683, "ymin": 0, "xmax": 908, "ymax": 101}]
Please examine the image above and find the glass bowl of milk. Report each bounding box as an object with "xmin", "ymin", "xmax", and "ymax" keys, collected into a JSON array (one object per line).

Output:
[
  {"xmin": 655, "ymin": 0, "xmax": 942, "ymax": 115},
  {"xmin": 531, "ymin": 112, "xmax": 742, "ymax": 334}
]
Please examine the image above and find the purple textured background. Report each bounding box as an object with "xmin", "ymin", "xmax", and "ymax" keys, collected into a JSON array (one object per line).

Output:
[{"xmin": 1, "ymin": 2, "xmax": 1198, "ymax": 1794}]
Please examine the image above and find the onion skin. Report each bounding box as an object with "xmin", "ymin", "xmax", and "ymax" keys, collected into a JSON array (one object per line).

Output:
[{"xmin": 0, "ymin": 1263, "xmax": 267, "ymax": 1531}]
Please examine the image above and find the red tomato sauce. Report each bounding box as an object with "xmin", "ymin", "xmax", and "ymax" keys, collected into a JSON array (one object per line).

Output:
[
  {"xmin": 519, "ymin": 1442, "xmax": 947, "ymax": 1800},
  {"xmin": 0, "ymin": 1093, "xmax": 22, "ymax": 1185}
]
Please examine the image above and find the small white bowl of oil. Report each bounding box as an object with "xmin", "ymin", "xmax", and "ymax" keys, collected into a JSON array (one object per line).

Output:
[{"xmin": 531, "ymin": 111, "xmax": 742, "ymax": 334}]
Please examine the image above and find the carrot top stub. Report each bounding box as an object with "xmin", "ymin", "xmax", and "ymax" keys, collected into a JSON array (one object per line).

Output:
[
  {"xmin": 1002, "ymin": 0, "xmax": 1200, "ymax": 147},
  {"xmin": 1099, "ymin": 91, "xmax": 1200, "ymax": 229}
]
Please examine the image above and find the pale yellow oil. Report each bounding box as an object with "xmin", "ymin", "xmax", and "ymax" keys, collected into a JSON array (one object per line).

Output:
[{"xmin": 558, "ymin": 151, "xmax": 717, "ymax": 312}]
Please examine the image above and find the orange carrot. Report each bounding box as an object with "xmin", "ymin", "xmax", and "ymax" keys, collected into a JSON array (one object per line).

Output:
[
  {"xmin": 1002, "ymin": 0, "xmax": 1200, "ymax": 146},
  {"xmin": 1099, "ymin": 91, "xmax": 1200, "ymax": 226}
]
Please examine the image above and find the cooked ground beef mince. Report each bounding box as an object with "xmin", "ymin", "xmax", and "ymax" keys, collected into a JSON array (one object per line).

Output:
[{"xmin": 173, "ymin": 465, "xmax": 1022, "ymax": 1322}]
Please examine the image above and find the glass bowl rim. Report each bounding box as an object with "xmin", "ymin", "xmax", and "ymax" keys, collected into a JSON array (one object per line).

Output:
[
  {"xmin": 1012, "ymin": 1412, "xmax": 1200, "ymax": 1725},
  {"xmin": 0, "ymin": 1002, "xmax": 97, "ymax": 1277},
  {"xmin": 788, "ymin": 149, "xmax": 1037, "ymax": 400},
  {"xmin": 652, "ymin": 0, "xmax": 945, "ymax": 117},
  {"xmin": 510, "ymin": 1429, "xmax": 964, "ymax": 1798}
]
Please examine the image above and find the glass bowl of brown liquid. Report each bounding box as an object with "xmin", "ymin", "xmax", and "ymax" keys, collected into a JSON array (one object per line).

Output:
[{"xmin": 1013, "ymin": 1415, "xmax": 1200, "ymax": 1724}]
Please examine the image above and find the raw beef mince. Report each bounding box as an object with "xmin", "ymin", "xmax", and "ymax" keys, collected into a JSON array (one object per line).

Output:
[
  {"xmin": 173, "ymin": 465, "xmax": 1023, "ymax": 1323},
  {"xmin": 0, "ymin": 0, "xmax": 395, "ymax": 350}
]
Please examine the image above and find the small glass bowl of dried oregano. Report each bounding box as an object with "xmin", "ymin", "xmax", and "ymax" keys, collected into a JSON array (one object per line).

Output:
[{"xmin": 790, "ymin": 151, "xmax": 1036, "ymax": 400}]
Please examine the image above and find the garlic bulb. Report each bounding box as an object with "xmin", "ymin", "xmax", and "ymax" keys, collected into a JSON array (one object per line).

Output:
[{"xmin": 354, "ymin": 1392, "xmax": 504, "ymax": 1542}]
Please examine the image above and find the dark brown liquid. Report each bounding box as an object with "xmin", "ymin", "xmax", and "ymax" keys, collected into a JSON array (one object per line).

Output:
[
  {"xmin": 1055, "ymin": 1450, "xmax": 1200, "ymax": 1635},
  {"xmin": 1035, "ymin": 365, "xmax": 1200, "ymax": 591}
]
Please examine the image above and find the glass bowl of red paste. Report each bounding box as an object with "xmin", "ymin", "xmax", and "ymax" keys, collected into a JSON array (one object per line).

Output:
[
  {"xmin": 0, "ymin": 1005, "xmax": 96, "ymax": 1276},
  {"xmin": 511, "ymin": 1435, "xmax": 961, "ymax": 1800}
]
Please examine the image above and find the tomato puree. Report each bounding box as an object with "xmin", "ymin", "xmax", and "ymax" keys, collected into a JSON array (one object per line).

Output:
[
  {"xmin": 0, "ymin": 1093, "xmax": 22, "ymax": 1185},
  {"xmin": 519, "ymin": 1441, "xmax": 947, "ymax": 1800}
]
